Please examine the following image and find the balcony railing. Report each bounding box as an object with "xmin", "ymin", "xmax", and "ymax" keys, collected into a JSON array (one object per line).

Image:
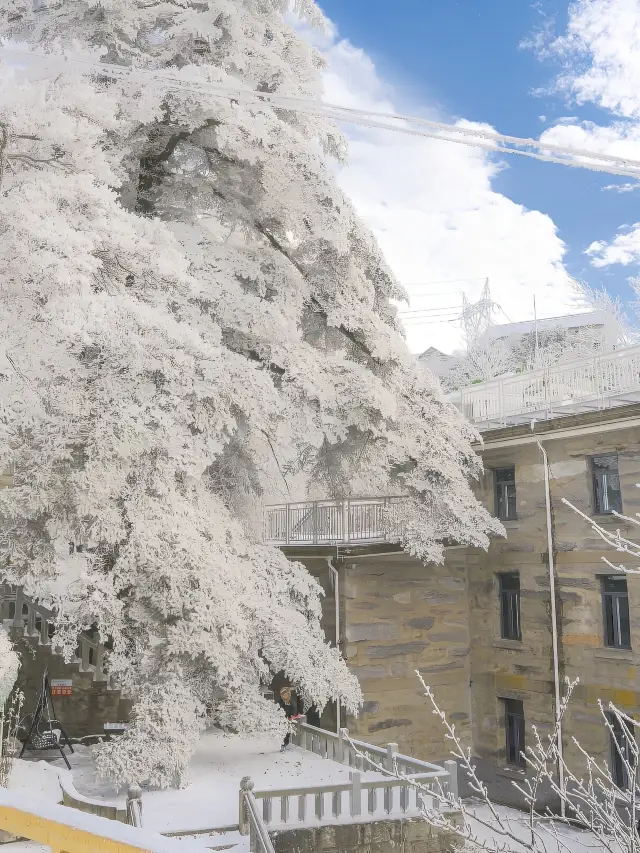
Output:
[
  {"xmin": 264, "ymin": 497, "xmax": 408, "ymax": 546},
  {"xmin": 453, "ymin": 343, "xmax": 640, "ymax": 429}
]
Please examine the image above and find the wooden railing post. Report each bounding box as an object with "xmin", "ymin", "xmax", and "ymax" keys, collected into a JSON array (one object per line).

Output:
[
  {"xmin": 385, "ymin": 742, "xmax": 398, "ymax": 772},
  {"xmin": 444, "ymin": 760, "xmax": 459, "ymax": 801},
  {"xmin": 342, "ymin": 500, "xmax": 349, "ymax": 544},
  {"xmin": 239, "ymin": 776, "xmax": 253, "ymax": 835},
  {"xmin": 126, "ymin": 785, "xmax": 143, "ymax": 827},
  {"xmin": 349, "ymin": 770, "xmax": 361, "ymax": 817},
  {"xmin": 12, "ymin": 588, "xmax": 23, "ymax": 630},
  {"xmin": 294, "ymin": 716, "xmax": 306, "ymax": 747},
  {"xmin": 338, "ymin": 727, "xmax": 349, "ymax": 765}
]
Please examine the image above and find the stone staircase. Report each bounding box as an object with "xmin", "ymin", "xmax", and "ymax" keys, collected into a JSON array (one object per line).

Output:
[{"xmin": 0, "ymin": 585, "xmax": 130, "ymax": 739}]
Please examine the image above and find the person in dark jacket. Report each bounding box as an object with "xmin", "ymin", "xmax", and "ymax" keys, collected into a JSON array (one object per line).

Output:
[{"xmin": 278, "ymin": 686, "xmax": 298, "ymax": 752}]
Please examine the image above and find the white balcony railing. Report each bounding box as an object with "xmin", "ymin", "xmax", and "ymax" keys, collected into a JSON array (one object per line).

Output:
[
  {"xmin": 264, "ymin": 497, "xmax": 408, "ymax": 546},
  {"xmin": 239, "ymin": 718, "xmax": 458, "ymax": 836},
  {"xmin": 454, "ymin": 344, "xmax": 640, "ymax": 429}
]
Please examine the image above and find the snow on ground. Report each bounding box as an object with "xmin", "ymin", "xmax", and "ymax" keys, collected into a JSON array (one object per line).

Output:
[
  {"xmin": 467, "ymin": 803, "xmax": 609, "ymax": 853},
  {"xmin": 44, "ymin": 731, "xmax": 366, "ymax": 833},
  {"xmin": 9, "ymin": 757, "xmax": 63, "ymax": 802}
]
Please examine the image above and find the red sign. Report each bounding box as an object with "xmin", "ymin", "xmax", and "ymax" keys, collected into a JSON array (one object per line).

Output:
[{"xmin": 51, "ymin": 679, "xmax": 72, "ymax": 696}]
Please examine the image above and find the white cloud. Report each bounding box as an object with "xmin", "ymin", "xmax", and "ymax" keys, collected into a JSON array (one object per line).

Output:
[
  {"xmin": 587, "ymin": 227, "xmax": 640, "ymax": 266},
  {"xmin": 538, "ymin": 0, "xmax": 640, "ymax": 268},
  {"xmin": 551, "ymin": 0, "xmax": 640, "ymax": 118},
  {"xmin": 313, "ymin": 31, "xmax": 578, "ymax": 353}
]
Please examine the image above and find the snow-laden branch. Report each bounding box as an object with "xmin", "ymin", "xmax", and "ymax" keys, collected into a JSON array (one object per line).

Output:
[
  {"xmin": 350, "ymin": 674, "xmax": 640, "ymax": 853},
  {"xmin": 562, "ymin": 486, "xmax": 640, "ymax": 574},
  {"xmin": 0, "ymin": 0, "xmax": 501, "ymax": 787}
]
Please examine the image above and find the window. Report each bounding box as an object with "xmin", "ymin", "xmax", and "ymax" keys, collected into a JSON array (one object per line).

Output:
[
  {"xmin": 495, "ymin": 467, "xmax": 516, "ymax": 521},
  {"xmin": 592, "ymin": 454, "xmax": 622, "ymax": 514},
  {"xmin": 608, "ymin": 712, "xmax": 635, "ymax": 789},
  {"xmin": 504, "ymin": 699, "xmax": 525, "ymax": 766},
  {"xmin": 499, "ymin": 573, "xmax": 521, "ymax": 641},
  {"xmin": 602, "ymin": 576, "xmax": 631, "ymax": 650}
]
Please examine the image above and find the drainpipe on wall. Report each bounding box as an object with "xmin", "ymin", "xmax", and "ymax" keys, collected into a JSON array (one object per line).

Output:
[
  {"xmin": 537, "ymin": 440, "xmax": 566, "ymax": 817},
  {"xmin": 327, "ymin": 556, "xmax": 341, "ymax": 734}
]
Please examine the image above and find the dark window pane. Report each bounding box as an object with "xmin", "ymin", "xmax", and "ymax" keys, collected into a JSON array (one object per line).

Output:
[
  {"xmin": 601, "ymin": 576, "xmax": 631, "ymax": 650},
  {"xmin": 603, "ymin": 576, "xmax": 627, "ymax": 593},
  {"xmin": 500, "ymin": 574, "xmax": 521, "ymax": 641},
  {"xmin": 604, "ymin": 594, "xmax": 616, "ymax": 647},
  {"xmin": 504, "ymin": 699, "xmax": 525, "ymax": 766},
  {"xmin": 608, "ymin": 713, "xmax": 634, "ymax": 789},
  {"xmin": 495, "ymin": 467, "xmax": 517, "ymax": 521},
  {"xmin": 618, "ymin": 596, "xmax": 631, "ymax": 649},
  {"xmin": 593, "ymin": 454, "xmax": 622, "ymax": 514}
]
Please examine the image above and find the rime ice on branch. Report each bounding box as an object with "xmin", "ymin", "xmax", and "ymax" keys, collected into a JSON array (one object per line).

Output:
[{"xmin": 0, "ymin": 0, "xmax": 497, "ymax": 785}]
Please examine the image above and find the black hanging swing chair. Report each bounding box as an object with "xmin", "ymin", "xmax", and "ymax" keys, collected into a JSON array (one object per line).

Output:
[{"xmin": 18, "ymin": 670, "xmax": 74, "ymax": 769}]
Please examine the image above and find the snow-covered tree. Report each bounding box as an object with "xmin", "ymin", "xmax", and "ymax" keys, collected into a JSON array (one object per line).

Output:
[{"xmin": 0, "ymin": 1, "xmax": 499, "ymax": 786}]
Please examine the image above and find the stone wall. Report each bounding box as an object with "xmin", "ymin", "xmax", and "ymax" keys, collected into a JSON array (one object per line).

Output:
[
  {"xmin": 281, "ymin": 547, "xmax": 472, "ymax": 766},
  {"xmin": 13, "ymin": 633, "xmax": 130, "ymax": 741},
  {"xmin": 340, "ymin": 549, "xmax": 472, "ymax": 764},
  {"xmin": 269, "ymin": 817, "xmax": 462, "ymax": 853},
  {"xmin": 463, "ymin": 417, "xmax": 640, "ymax": 805}
]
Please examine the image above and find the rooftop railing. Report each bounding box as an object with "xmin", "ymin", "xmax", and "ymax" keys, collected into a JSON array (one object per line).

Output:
[{"xmin": 452, "ymin": 343, "xmax": 640, "ymax": 429}]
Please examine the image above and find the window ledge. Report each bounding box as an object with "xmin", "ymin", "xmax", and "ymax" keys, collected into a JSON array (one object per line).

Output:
[
  {"xmin": 493, "ymin": 639, "xmax": 524, "ymax": 650},
  {"xmin": 497, "ymin": 766, "xmax": 526, "ymax": 779},
  {"xmin": 593, "ymin": 647, "xmax": 634, "ymax": 661},
  {"xmin": 591, "ymin": 514, "xmax": 627, "ymax": 525}
]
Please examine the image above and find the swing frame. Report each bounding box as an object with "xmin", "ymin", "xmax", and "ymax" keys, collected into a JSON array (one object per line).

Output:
[{"xmin": 18, "ymin": 670, "xmax": 74, "ymax": 769}]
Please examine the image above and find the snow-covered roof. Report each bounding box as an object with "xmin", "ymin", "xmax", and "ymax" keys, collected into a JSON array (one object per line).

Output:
[{"xmin": 484, "ymin": 311, "xmax": 607, "ymax": 341}]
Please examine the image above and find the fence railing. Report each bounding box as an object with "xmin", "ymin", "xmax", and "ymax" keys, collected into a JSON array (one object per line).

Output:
[
  {"xmin": 0, "ymin": 788, "xmax": 178, "ymax": 853},
  {"xmin": 263, "ymin": 497, "xmax": 409, "ymax": 546},
  {"xmin": 0, "ymin": 585, "xmax": 109, "ymax": 683},
  {"xmin": 239, "ymin": 779, "xmax": 276, "ymax": 853},
  {"xmin": 239, "ymin": 718, "xmax": 458, "ymax": 836},
  {"xmin": 455, "ymin": 344, "xmax": 640, "ymax": 428}
]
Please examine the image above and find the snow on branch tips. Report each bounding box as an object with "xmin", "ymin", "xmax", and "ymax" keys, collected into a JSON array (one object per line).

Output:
[
  {"xmin": 562, "ymin": 486, "xmax": 640, "ymax": 573},
  {"xmin": 0, "ymin": 0, "xmax": 499, "ymax": 785},
  {"xmin": 348, "ymin": 673, "xmax": 640, "ymax": 853}
]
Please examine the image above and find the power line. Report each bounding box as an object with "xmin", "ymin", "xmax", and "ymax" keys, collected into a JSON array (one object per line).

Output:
[
  {"xmin": 5, "ymin": 47, "xmax": 640, "ymax": 180},
  {"xmin": 402, "ymin": 316, "xmax": 460, "ymax": 322},
  {"xmin": 401, "ymin": 317, "xmax": 462, "ymax": 324},
  {"xmin": 398, "ymin": 305, "xmax": 462, "ymax": 315},
  {"xmin": 402, "ymin": 278, "xmax": 487, "ymax": 287}
]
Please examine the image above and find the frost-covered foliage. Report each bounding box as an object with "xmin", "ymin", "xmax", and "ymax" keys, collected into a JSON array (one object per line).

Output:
[
  {"xmin": 0, "ymin": 0, "xmax": 498, "ymax": 785},
  {"xmin": 440, "ymin": 289, "xmax": 635, "ymax": 391}
]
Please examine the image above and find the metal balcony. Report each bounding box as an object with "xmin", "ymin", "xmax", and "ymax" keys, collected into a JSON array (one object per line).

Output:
[{"xmin": 263, "ymin": 497, "xmax": 408, "ymax": 546}]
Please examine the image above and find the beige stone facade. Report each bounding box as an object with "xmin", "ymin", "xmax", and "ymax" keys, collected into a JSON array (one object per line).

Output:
[
  {"xmin": 284, "ymin": 404, "xmax": 640, "ymax": 806},
  {"xmin": 467, "ymin": 405, "xmax": 640, "ymax": 802}
]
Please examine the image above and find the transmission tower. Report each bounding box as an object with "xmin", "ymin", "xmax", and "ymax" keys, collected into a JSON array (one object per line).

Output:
[{"xmin": 460, "ymin": 280, "xmax": 500, "ymax": 348}]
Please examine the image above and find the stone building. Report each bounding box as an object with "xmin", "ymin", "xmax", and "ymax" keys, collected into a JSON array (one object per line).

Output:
[
  {"xmin": 5, "ymin": 338, "xmax": 640, "ymax": 807},
  {"xmin": 270, "ymin": 392, "xmax": 640, "ymax": 806}
]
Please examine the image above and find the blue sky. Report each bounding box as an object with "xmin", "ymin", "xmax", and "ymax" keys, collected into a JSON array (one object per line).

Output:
[{"xmin": 313, "ymin": 0, "xmax": 640, "ymax": 352}]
